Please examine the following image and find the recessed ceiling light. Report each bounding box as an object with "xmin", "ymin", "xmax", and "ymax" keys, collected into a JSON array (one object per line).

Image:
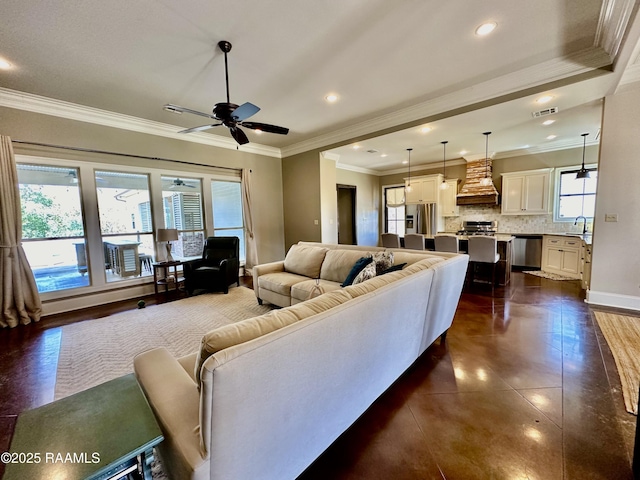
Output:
[
  {"xmin": 352, "ymin": 145, "xmax": 360, "ymax": 150},
  {"xmin": 402, "ymin": 160, "xmax": 409, "ymax": 164},
  {"xmin": 546, "ymin": 135, "xmax": 557, "ymax": 140},
  {"xmin": 459, "ymin": 150, "xmax": 468, "ymax": 155},
  {"xmin": 420, "ymin": 126, "xmax": 432, "ymax": 134},
  {"xmin": 542, "ymin": 119, "xmax": 555, "ymax": 126},
  {"xmin": 0, "ymin": 58, "xmax": 13, "ymax": 70},
  {"xmin": 325, "ymin": 93, "xmax": 338, "ymax": 103},
  {"xmin": 475, "ymin": 22, "xmax": 497, "ymax": 36},
  {"xmin": 537, "ymin": 95, "xmax": 554, "ymax": 104},
  {"xmin": 381, "ymin": 154, "xmax": 387, "ymax": 158}
]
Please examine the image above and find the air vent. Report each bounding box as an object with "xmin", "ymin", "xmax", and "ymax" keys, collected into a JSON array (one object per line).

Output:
[
  {"xmin": 366, "ymin": 149, "xmax": 378, "ymax": 154},
  {"xmin": 532, "ymin": 106, "xmax": 559, "ymax": 118}
]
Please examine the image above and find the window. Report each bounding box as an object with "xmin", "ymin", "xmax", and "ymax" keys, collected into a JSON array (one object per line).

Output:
[
  {"xmin": 555, "ymin": 165, "xmax": 598, "ymax": 221},
  {"xmin": 384, "ymin": 186, "xmax": 405, "ymax": 236},
  {"xmin": 17, "ymin": 164, "xmax": 89, "ymax": 293},
  {"xmin": 161, "ymin": 176, "xmax": 205, "ymax": 259},
  {"xmin": 211, "ymin": 180, "xmax": 245, "ymax": 262},
  {"xmin": 95, "ymin": 171, "xmax": 154, "ymax": 282}
]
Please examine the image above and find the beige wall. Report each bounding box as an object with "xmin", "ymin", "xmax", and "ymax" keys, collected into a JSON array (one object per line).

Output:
[
  {"xmin": 588, "ymin": 86, "xmax": 640, "ymax": 310},
  {"xmin": 320, "ymin": 156, "xmax": 338, "ymax": 244},
  {"xmin": 336, "ymin": 168, "xmax": 380, "ymax": 246},
  {"xmin": 282, "ymin": 150, "xmax": 322, "ymax": 250}
]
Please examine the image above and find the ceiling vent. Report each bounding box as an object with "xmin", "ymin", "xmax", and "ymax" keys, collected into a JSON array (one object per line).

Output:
[
  {"xmin": 532, "ymin": 106, "xmax": 559, "ymax": 118},
  {"xmin": 366, "ymin": 149, "xmax": 378, "ymax": 154}
]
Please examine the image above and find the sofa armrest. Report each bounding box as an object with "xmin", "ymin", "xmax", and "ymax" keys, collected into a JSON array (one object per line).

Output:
[
  {"xmin": 133, "ymin": 348, "xmax": 207, "ymax": 477},
  {"xmin": 252, "ymin": 261, "xmax": 285, "ymax": 300}
]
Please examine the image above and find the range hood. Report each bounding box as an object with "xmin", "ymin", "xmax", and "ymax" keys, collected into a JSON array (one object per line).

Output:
[{"xmin": 456, "ymin": 156, "xmax": 499, "ymax": 205}]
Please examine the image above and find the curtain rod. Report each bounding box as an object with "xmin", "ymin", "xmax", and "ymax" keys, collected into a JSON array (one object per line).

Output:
[{"xmin": 11, "ymin": 139, "xmax": 241, "ymax": 172}]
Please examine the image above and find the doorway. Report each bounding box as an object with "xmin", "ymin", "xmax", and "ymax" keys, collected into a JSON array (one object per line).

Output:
[{"xmin": 337, "ymin": 184, "xmax": 356, "ymax": 245}]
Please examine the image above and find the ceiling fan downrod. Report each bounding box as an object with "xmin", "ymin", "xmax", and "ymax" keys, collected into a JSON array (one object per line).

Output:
[{"xmin": 218, "ymin": 40, "xmax": 232, "ymax": 104}]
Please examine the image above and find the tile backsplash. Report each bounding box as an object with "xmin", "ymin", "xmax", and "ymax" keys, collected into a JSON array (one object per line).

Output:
[{"xmin": 443, "ymin": 205, "xmax": 593, "ymax": 234}]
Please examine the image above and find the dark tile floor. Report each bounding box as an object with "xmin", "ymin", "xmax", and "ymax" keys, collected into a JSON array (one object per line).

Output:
[{"xmin": 0, "ymin": 273, "xmax": 636, "ymax": 479}]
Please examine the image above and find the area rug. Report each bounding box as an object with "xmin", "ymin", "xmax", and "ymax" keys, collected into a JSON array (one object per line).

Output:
[
  {"xmin": 594, "ymin": 311, "xmax": 640, "ymax": 415},
  {"xmin": 54, "ymin": 287, "xmax": 273, "ymax": 400},
  {"xmin": 523, "ymin": 270, "xmax": 576, "ymax": 281}
]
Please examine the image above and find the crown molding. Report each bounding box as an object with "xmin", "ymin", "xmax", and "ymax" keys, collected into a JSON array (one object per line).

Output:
[
  {"xmin": 377, "ymin": 158, "xmax": 467, "ymax": 177},
  {"xmin": 594, "ymin": 0, "xmax": 637, "ymax": 60},
  {"xmin": 280, "ymin": 47, "xmax": 612, "ymax": 158},
  {"xmin": 335, "ymin": 163, "xmax": 379, "ymax": 175},
  {"xmin": 0, "ymin": 88, "xmax": 282, "ymax": 159},
  {"xmin": 495, "ymin": 139, "xmax": 600, "ymax": 159}
]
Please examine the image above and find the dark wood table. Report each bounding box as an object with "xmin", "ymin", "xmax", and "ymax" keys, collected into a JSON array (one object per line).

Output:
[{"xmin": 4, "ymin": 374, "xmax": 163, "ymax": 480}]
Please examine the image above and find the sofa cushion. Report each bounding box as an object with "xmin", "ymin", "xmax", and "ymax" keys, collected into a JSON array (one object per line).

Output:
[
  {"xmin": 258, "ymin": 271, "xmax": 310, "ymax": 296},
  {"xmin": 352, "ymin": 261, "xmax": 377, "ymax": 285},
  {"xmin": 341, "ymin": 256, "xmax": 373, "ymax": 287},
  {"xmin": 195, "ymin": 289, "xmax": 353, "ymax": 384},
  {"xmin": 291, "ymin": 279, "xmax": 343, "ymax": 303},
  {"xmin": 284, "ymin": 244, "xmax": 328, "ymax": 278},
  {"xmin": 320, "ymin": 249, "xmax": 372, "ymax": 283}
]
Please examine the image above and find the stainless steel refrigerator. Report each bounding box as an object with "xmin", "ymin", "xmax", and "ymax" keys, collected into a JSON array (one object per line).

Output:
[{"xmin": 413, "ymin": 203, "xmax": 438, "ymax": 236}]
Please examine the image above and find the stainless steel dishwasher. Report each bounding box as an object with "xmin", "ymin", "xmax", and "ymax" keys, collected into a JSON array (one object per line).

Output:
[{"xmin": 512, "ymin": 235, "xmax": 543, "ymax": 269}]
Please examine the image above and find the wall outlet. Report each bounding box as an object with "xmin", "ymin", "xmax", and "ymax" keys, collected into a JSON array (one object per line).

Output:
[
  {"xmin": 314, "ymin": 219, "xmax": 319, "ymax": 225},
  {"xmin": 604, "ymin": 213, "xmax": 618, "ymax": 222}
]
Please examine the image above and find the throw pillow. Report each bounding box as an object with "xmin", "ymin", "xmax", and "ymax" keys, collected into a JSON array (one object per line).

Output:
[
  {"xmin": 370, "ymin": 250, "xmax": 394, "ymax": 275},
  {"xmin": 352, "ymin": 261, "xmax": 377, "ymax": 285},
  {"xmin": 341, "ymin": 256, "xmax": 374, "ymax": 287},
  {"xmin": 381, "ymin": 262, "xmax": 407, "ymax": 275}
]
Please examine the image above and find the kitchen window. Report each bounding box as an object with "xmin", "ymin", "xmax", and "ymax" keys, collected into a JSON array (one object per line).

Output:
[
  {"xmin": 384, "ymin": 186, "xmax": 406, "ymax": 236},
  {"xmin": 554, "ymin": 165, "xmax": 598, "ymax": 221}
]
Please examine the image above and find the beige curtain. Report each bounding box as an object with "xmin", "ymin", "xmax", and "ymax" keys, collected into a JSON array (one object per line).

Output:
[
  {"xmin": 241, "ymin": 168, "xmax": 258, "ymax": 272},
  {"xmin": 0, "ymin": 136, "xmax": 42, "ymax": 328}
]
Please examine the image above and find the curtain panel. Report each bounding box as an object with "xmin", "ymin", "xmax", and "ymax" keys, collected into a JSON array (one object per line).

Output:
[
  {"xmin": 0, "ymin": 136, "xmax": 42, "ymax": 328},
  {"xmin": 241, "ymin": 168, "xmax": 258, "ymax": 272}
]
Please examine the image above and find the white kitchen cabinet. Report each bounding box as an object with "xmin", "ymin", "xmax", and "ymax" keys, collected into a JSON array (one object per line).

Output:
[
  {"xmin": 438, "ymin": 179, "xmax": 459, "ymax": 216},
  {"xmin": 501, "ymin": 169, "xmax": 552, "ymax": 215},
  {"xmin": 405, "ymin": 174, "xmax": 442, "ymax": 204},
  {"xmin": 541, "ymin": 235, "xmax": 582, "ymax": 279}
]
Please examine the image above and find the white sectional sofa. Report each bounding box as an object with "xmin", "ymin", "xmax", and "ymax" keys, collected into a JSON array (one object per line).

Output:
[{"xmin": 134, "ymin": 242, "xmax": 469, "ymax": 480}]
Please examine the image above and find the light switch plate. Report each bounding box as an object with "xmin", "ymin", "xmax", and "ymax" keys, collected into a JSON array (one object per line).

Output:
[{"xmin": 604, "ymin": 213, "xmax": 618, "ymax": 222}]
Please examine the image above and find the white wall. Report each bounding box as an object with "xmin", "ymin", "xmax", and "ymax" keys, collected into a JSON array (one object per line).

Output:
[{"xmin": 588, "ymin": 85, "xmax": 640, "ymax": 311}]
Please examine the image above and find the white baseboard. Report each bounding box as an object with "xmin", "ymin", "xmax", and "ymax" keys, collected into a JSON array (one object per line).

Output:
[
  {"xmin": 42, "ymin": 283, "xmax": 155, "ymax": 316},
  {"xmin": 586, "ymin": 290, "xmax": 640, "ymax": 312}
]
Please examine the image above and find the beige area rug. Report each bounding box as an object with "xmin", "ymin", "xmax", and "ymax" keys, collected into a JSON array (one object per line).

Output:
[
  {"xmin": 594, "ymin": 311, "xmax": 640, "ymax": 415},
  {"xmin": 523, "ymin": 270, "xmax": 576, "ymax": 281},
  {"xmin": 55, "ymin": 287, "xmax": 273, "ymax": 400}
]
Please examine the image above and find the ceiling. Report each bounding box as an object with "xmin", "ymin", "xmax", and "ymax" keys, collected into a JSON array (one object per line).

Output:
[{"xmin": 2, "ymin": 1, "xmax": 640, "ymax": 171}]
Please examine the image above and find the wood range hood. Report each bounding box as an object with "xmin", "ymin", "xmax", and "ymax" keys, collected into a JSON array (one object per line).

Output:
[{"xmin": 456, "ymin": 156, "xmax": 499, "ymax": 206}]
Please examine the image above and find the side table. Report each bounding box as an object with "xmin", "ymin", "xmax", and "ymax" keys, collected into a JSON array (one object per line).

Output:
[
  {"xmin": 153, "ymin": 261, "xmax": 185, "ymax": 300},
  {"xmin": 3, "ymin": 374, "xmax": 163, "ymax": 480}
]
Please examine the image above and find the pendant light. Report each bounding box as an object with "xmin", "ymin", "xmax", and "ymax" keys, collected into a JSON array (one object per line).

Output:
[
  {"xmin": 576, "ymin": 133, "xmax": 590, "ymax": 179},
  {"xmin": 479, "ymin": 131, "xmax": 493, "ymax": 186},
  {"xmin": 405, "ymin": 148, "xmax": 413, "ymax": 192},
  {"xmin": 439, "ymin": 141, "xmax": 449, "ymax": 190}
]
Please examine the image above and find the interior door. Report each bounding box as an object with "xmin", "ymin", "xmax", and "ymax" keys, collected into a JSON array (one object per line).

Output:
[{"xmin": 337, "ymin": 185, "xmax": 356, "ymax": 245}]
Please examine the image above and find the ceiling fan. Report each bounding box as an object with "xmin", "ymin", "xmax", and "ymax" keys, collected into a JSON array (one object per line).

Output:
[
  {"xmin": 167, "ymin": 178, "xmax": 196, "ymax": 189},
  {"xmin": 164, "ymin": 40, "xmax": 289, "ymax": 145}
]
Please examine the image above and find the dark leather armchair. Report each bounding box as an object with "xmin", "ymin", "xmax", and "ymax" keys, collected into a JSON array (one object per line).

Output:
[{"xmin": 183, "ymin": 236, "xmax": 240, "ymax": 295}]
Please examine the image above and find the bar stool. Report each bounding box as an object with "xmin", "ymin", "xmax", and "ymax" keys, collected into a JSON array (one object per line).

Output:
[
  {"xmin": 381, "ymin": 233, "xmax": 401, "ymax": 248},
  {"xmin": 404, "ymin": 233, "xmax": 425, "ymax": 250},
  {"xmin": 434, "ymin": 234, "xmax": 459, "ymax": 253},
  {"xmin": 467, "ymin": 236, "xmax": 500, "ymax": 293}
]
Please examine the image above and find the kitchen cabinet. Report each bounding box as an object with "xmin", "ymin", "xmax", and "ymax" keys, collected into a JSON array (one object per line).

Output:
[
  {"xmin": 581, "ymin": 244, "xmax": 592, "ymax": 290},
  {"xmin": 439, "ymin": 179, "xmax": 459, "ymax": 216},
  {"xmin": 405, "ymin": 174, "xmax": 442, "ymax": 204},
  {"xmin": 541, "ymin": 235, "xmax": 582, "ymax": 279},
  {"xmin": 501, "ymin": 169, "xmax": 552, "ymax": 215}
]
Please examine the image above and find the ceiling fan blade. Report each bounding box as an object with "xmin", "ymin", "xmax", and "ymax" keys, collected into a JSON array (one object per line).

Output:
[
  {"xmin": 232, "ymin": 102, "xmax": 260, "ymax": 122},
  {"xmin": 164, "ymin": 104, "xmax": 216, "ymax": 120},
  {"xmin": 230, "ymin": 126, "xmax": 250, "ymax": 145},
  {"xmin": 178, "ymin": 123, "xmax": 223, "ymax": 134},
  {"xmin": 241, "ymin": 122, "xmax": 289, "ymax": 135}
]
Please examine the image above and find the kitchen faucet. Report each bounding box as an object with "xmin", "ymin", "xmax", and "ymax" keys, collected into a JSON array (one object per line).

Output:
[{"xmin": 574, "ymin": 216, "xmax": 588, "ymax": 234}]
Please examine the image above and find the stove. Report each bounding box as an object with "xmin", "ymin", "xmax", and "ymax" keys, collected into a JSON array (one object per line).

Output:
[{"xmin": 457, "ymin": 220, "xmax": 498, "ymax": 236}]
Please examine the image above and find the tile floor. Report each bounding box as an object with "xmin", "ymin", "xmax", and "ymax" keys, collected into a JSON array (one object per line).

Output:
[{"xmin": 0, "ymin": 273, "xmax": 636, "ymax": 479}]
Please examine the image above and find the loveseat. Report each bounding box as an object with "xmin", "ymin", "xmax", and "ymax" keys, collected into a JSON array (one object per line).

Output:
[{"xmin": 133, "ymin": 242, "xmax": 468, "ymax": 480}]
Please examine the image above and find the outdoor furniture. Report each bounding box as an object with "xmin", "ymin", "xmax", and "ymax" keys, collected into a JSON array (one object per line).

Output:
[{"xmin": 183, "ymin": 236, "xmax": 240, "ymax": 295}]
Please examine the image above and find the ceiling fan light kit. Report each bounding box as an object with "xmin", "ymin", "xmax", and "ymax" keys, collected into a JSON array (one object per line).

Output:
[{"xmin": 164, "ymin": 40, "xmax": 289, "ymax": 145}]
